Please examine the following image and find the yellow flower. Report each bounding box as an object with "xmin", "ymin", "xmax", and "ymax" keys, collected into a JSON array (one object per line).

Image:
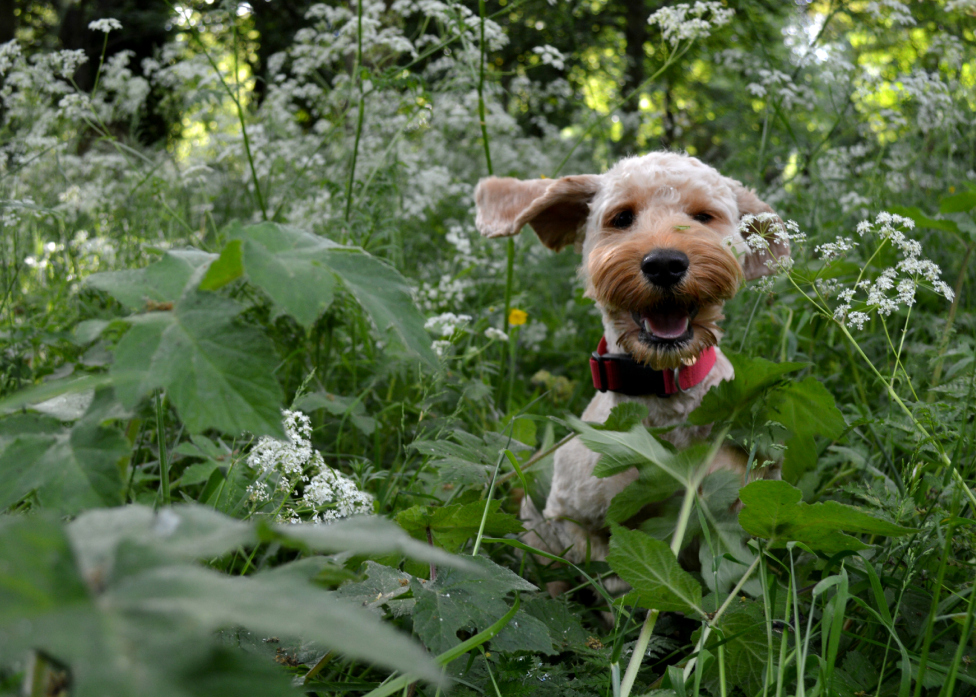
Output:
[
  {"xmin": 508, "ymin": 308, "xmax": 528, "ymax": 326},
  {"xmin": 950, "ymin": 186, "xmax": 957, "ymax": 193}
]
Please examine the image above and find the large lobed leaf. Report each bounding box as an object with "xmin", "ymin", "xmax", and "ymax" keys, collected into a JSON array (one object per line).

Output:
[
  {"xmin": 738, "ymin": 480, "xmax": 916, "ymax": 555},
  {"xmin": 0, "ymin": 395, "xmax": 127, "ymax": 514},
  {"xmin": 203, "ymin": 221, "xmax": 437, "ymax": 366},
  {"xmin": 0, "ymin": 506, "xmax": 477, "ymax": 695},
  {"xmin": 606, "ymin": 526, "xmax": 704, "ymax": 616},
  {"xmin": 111, "ymin": 291, "xmax": 286, "ymax": 437}
]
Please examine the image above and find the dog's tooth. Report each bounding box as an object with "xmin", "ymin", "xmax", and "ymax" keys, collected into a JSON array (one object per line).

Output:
[{"xmin": 642, "ymin": 318, "xmax": 652, "ymax": 334}]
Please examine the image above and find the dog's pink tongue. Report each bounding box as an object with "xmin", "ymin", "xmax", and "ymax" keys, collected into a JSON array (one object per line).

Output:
[{"xmin": 642, "ymin": 308, "xmax": 690, "ymax": 339}]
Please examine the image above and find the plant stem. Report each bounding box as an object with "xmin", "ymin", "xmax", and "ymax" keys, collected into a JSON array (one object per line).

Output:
[
  {"xmin": 156, "ymin": 390, "xmax": 170, "ymax": 506},
  {"xmin": 344, "ymin": 0, "xmax": 366, "ymax": 223},
  {"xmin": 929, "ymin": 240, "xmax": 974, "ymax": 392}
]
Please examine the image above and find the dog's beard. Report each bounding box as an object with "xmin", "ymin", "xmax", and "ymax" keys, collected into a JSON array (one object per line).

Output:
[
  {"xmin": 609, "ymin": 303, "xmax": 725, "ymax": 370},
  {"xmin": 587, "ymin": 235, "xmax": 741, "ymax": 371}
]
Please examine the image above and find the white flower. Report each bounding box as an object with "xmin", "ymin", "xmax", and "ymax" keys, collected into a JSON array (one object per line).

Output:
[
  {"xmin": 648, "ymin": 2, "xmax": 735, "ymax": 48},
  {"xmin": 424, "ymin": 312, "xmax": 472, "ymax": 337},
  {"xmin": 485, "ymin": 327, "xmax": 508, "ymax": 341},
  {"xmin": 432, "ymin": 339, "xmax": 452, "ymax": 357},
  {"xmin": 815, "ymin": 236, "xmax": 857, "ymax": 262},
  {"xmin": 532, "ymin": 45, "xmax": 566, "ymax": 70},
  {"xmin": 846, "ymin": 311, "xmax": 870, "ymax": 330},
  {"xmin": 303, "ymin": 466, "xmax": 374, "ymax": 522},
  {"xmin": 88, "ymin": 18, "xmax": 123, "ymax": 33}
]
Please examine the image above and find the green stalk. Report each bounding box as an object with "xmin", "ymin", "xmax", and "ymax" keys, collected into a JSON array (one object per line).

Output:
[
  {"xmin": 156, "ymin": 390, "xmax": 170, "ymax": 506},
  {"xmin": 344, "ymin": 0, "xmax": 366, "ymax": 223}
]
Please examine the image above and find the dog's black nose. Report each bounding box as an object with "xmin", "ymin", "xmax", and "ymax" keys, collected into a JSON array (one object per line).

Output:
[{"xmin": 641, "ymin": 249, "xmax": 689, "ymax": 287}]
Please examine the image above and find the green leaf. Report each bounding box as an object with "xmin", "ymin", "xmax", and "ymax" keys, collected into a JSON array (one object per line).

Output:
[
  {"xmin": 227, "ymin": 222, "xmax": 436, "ymax": 366},
  {"xmin": 889, "ymin": 206, "xmax": 961, "ymax": 233},
  {"xmin": 595, "ymin": 402, "xmax": 649, "ymax": 431},
  {"xmin": 521, "ymin": 596, "xmax": 590, "ymax": 652},
  {"xmin": 112, "ymin": 291, "xmax": 285, "ymax": 437},
  {"xmin": 0, "ymin": 509, "xmax": 455, "ymax": 695},
  {"xmin": 336, "ymin": 561, "xmax": 415, "ymax": 617},
  {"xmin": 767, "ymin": 376, "xmax": 846, "ymax": 441},
  {"xmin": 607, "ymin": 527, "xmax": 703, "ymax": 616},
  {"xmin": 697, "ymin": 598, "xmax": 770, "ymax": 695},
  {"xmin": 410, "ymin": 555, "xmax": 537, "ymax": 655},
  {"xmin": 939, "ymin": 189, "xmax": 976, "ymax": 214},
  {"xmin": 231, "ymin": 223, "xmax": 337, "ymax": 326},
  {"xmin": 294, "ymin": 390, "xmax": 376, "ymax": 435},
  {"xmin": 689, "ymin": 353, "xmax": 806, "ymax": 425},
  {"xmin": 396, "ymin": 500, "xmax": 524, "ymax": 553},
  {"xmin": 0, "ymin": 410, "xmax": 127, "ymax": 514},
  {"xmin": 199, "ymin": 238, "xmax": 244, "ymax": 291},
  {"xmin": 323, "ymin": 246, "xmax": 437, "ymax": 367},
  {"xmin": 568, "ymin": 415, "xmax": 686, "ymax": 482},
  {"xmin": 87, "ymin": 248, "xmax": 216, "ymax": 310},
  {"xmin": 738, "ymin": 480, "xmax": 916, "ymax": 555},
  {"xmin": 604, "ymin": 444, "xmax": 710, "ymax": 525}
]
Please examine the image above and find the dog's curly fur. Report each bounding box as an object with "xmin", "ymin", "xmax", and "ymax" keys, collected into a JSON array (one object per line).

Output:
[{"xmin": 474, "ymin": 152, "xmax": 788, "ymax": 586}]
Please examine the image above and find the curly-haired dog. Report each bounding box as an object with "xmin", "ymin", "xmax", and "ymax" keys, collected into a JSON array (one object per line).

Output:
[{"xmin": 474, "ymin": 152, "xmax": 788, "ymax": 588}]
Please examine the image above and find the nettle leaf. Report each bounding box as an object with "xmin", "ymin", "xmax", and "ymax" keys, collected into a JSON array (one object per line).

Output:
[
  {"xmin": 112, "ymin": 291, "xmax": 285, "ymax": 438},
  {"xmin": 696, "ymin": 598, "xmax": 770, "ymax": 695},
  {"xmin": 336, "ymin": 561, "xmax": 415, "ymax": 618},
  {"xmin": 889, "ymin": 205, "xmax": 961, "ymax": 234},
  {"xmin": 595, "ymin": 402, "xmax": 649, "ymax": 432},
  {"xmin": 738, "ymin": 480, "xmax": 916, "ymax": 555},
  {"xmin": 410, "ymin": 555, "xmax": 544, "ymax": 655},
  {"xmin": 0, "ymin": 404, "xmax": 127, "ymax": 514},
  {"xmin": 689, "ymin": 354, "xmax": 807, "ymax": 425},
  {"xmin": 396, "ymin": 500, "xmax": 524, "ymax": 553},
  {"xmin": 568, "ymin": 415, "xmax": 689, "ymax": 483},
  {"xmin": 87, "ymin": 248, "xmax": 216, "ymax": 310},
  {"xmin": 604, "ymin": 444, "xmax": 710, "ymax": 525},
  {"xmin": 204, "ymin": 222, "xmax": 436, "ymax": 366},
  {"xmin": 939, "ymin": 188, "xmax": 976, "ymax": 214},
  {"xmin": 0, "ymin": 508, "xmax": 466, "ymax": 695},
  {"xmin": 408, "ymin": 429, "xmax": 531, "ymax": 486},
  {"xmin": 521, "ymin": 596, "xmax": 590, "ymax": 652},
  {"xmin": 294, "ymin": 390, "xmax": 376, "ymax": 435},
  {"xmin": 690, "ymin": 353, "xmax": 845, "ymax": 482},
  {"xmin": 607, "ymin": 527, "xmax": 704, "ymax": 616}
]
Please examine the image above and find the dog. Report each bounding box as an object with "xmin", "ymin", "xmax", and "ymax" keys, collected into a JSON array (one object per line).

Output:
[{"xmin": 474, "ymin": 152, "xmax": 788, "ymax": 590}]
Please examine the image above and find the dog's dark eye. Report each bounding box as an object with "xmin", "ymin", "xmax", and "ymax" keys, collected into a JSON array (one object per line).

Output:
[
  {"xmin": 611, "ymin": 210, "xmax": 635, "ymax": 229},
  {"xmin": 692, "ymin": 212, "xmax": 714, "ymax": 224}
]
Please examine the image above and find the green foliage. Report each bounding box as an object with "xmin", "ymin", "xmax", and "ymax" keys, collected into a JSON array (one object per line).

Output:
[
  {"xmin": 738, "ymin": 480, "xmax": 915, "ymax": 554},
  {"xmin": 607, "ymin": 527, "xmax": 703, "ymax": 616}
]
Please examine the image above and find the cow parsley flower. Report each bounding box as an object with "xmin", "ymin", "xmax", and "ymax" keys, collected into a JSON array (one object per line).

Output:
[
  {"xmin": 425, "ymin": 312, "xmax": 473, "ymax": 337},
  {"xmin": 648, "ymin": 2, "xmax": 735, "ymax": 48},
  {"xmin": 533, "ymin": 45, "xmax": 566, "ymax": 70},
  {"xmin": 246, "ymin": 410, "xmax": 373, "ymax": 524},
  {"xmin": 88, "ymin": 18, "xmax": 123, "ymax": 33},
  {"xmin": 485, "ymin": 327, "xmax": 508, "ymax": 341},
  {"xmin": 820, "ymin": 212, "xmax": 953, "ymax": 330}
]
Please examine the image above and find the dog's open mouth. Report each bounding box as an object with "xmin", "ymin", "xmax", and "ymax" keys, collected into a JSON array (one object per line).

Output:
[{"xmin": 632, "ymin": 304, "xmax": 697, "ymax": 346}]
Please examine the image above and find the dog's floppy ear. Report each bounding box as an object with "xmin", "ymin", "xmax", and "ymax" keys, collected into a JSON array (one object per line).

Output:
[
  {"xmin": 474, "ymin": 175, "xmax": 600, "ymax": 251},
  {"xmin": 730, "ymin": 180, "xmax": 790, "ymax": 280}
]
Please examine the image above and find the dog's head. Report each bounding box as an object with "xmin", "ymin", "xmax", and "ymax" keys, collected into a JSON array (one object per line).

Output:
[{"xmin": 474, "ymin": 152, "xmax": 789, "ymax": 370}]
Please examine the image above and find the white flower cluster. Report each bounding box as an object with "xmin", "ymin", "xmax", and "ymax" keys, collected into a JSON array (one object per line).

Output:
[
  {"xmin": 648, "ymin": 2, "xmax": 735, "ymax": 48},
  {"xmin": 424, "ymin": 312, "xmax": 472, "ymax": 337},
  {"xmin": 485, "ymin": 327, "xmax": 508, "ymax": 341},
  {"xmin": 246, "ymin": 410, "xmax": 373, "ymax": 524},
  {"xmin": 745, "ymin": 69, "xmax": 815, "ymax": 111},
  {"xmin": 88, "ymin": 18, "xmax": 123, "ymax": 33},
  {"xmin": 738, "ymin": 213, "xmax": 806, "ymax": 275},
  {"xmin": 532, "ymin": 45, "xmax": 566, "ymax": 70},
  {"xmin": 823, "ymin": 212, "xmax": 954, "ymax": 329}
]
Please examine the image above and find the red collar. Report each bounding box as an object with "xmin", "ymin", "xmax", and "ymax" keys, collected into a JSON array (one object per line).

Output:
[{"xmin": 589, "ymin": 337, "xmax": 717, "ymax": 397}]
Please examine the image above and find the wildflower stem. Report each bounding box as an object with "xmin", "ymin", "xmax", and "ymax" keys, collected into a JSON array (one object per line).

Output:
[
  {"xmin": 155, "ymin": 390, "xmax": 170, "ymax": 506},
  {"xmin": 345, "ymin": 0, "xmax": 366, "ymax": 223},
  {"xmin": 619, "ymin": 426, "xmax": 729, "ymax": 697},
  {"xmin": 930, "ymin": 240, "xmax": 974, "ymax": 392}
]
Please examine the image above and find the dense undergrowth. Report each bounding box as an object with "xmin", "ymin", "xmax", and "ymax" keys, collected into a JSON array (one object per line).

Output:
[{"xmin": 1, "ymin": 1, "xmax": 976, "ymax": 696}]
